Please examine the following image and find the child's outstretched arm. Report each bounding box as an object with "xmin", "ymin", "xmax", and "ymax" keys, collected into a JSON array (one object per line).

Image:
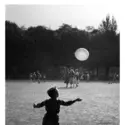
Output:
[
  {"xmin": 33, "ymin": 100, "xmax": 46, "ymax": 108},
  {"xmin": 59, "ymin": 98, "xmax": 82, "ymax": 106}
]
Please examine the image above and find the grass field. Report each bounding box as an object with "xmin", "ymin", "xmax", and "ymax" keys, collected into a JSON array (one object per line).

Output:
[{"xmin": 6, "ymin": 81, "xmax": 119, "ymax": 125}]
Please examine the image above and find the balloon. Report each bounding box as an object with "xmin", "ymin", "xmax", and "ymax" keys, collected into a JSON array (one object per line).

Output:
[{"xmin": 74, "ymin": 48, "xmax": 89, "ymax": 61}]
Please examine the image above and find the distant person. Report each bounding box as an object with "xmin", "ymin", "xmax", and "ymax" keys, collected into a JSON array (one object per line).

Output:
[
  {"xmin": 36, "ymin": 70, "xmax": 41, "ymax": 83},
  {"xmin": 109, "ymin": 72, "xmax": 117, "ymax": 84},
  {"xmin": 86, "ymin": 73, "xmax": 90, "ymax": 81},
  {"xmin": 112, "ymin": 72, "xmax": 118, "ymax": 83},
  {"xmin": 43, "ymin": 74, "xmax": 46, "ymax": 82},
  {"xmin": 30, "ymin": 72, "xmax": 36, "ymax": 82},
  {"xmin": 75, "ymin": 69, "xmax": 80, "ymax": 87},
  {"xmin": 69, "ymin": 67, "xmax": 75, "ymax": 76},
  {"xmin": 29, "ymin": 73, "xmax": 33, "ymax": 82},
  {"xmin": 34, "ymin": 72, "xmax": 37, "ymax": 81},
  {"xmin": 64, "ymin": 67, "xmax": 70, "ymax": 87},
  {"xmin": 67, "ymin": 67, "xmax": 75, "ymax": 87},
  {"xmin": 33, "ymin": 87, "xmax": 82, "ymax": 125}
]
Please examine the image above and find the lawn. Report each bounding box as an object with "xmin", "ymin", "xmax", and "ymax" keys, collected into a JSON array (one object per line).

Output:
[{"xmin": 6, "ymin": 81, "xmax": 119, "ymax": 125}]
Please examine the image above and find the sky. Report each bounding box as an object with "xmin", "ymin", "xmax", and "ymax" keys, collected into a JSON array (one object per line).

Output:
[{"xmin": 5, "ymin": 5, "xmax": 119, "ymax": 30}]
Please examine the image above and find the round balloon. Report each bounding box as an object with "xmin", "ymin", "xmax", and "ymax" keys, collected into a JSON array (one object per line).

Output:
[{"xmin": 74, "ymin": 48, "xmax": 89, "ymax": 61}]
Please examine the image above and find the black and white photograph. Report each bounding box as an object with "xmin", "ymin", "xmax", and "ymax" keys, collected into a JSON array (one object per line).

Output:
[{"xmin": 5, "ymin": 4, "xmax": 120, "ymax": 125}]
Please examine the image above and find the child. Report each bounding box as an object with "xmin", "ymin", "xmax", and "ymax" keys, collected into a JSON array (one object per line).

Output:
[
  {"xmin": 43, "ymin": 74, "xmax": 46, "ymax": 82},
  {"xmin": 33, "ymin": 87, "xmax": 82, "ymax": 125}
]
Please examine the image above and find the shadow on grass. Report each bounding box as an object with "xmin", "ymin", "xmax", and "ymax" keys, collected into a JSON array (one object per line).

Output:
[{"xmin": 58, "ymin": 86, "xmax": 77, "ymax": 89}]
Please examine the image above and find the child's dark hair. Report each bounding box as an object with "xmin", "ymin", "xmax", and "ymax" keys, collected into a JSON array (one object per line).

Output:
[{"xmin": 47, "ymin": 87, "xmax": 59, "ymax": 98}]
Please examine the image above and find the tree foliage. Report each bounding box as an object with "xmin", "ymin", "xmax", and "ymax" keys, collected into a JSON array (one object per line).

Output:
[
  {"xmin": 5, "ymin": 15, "xmax": 120, "ymax": 79},
  {"xmin": 99, "ymin": 15, "xmax": 117, "ymax": 34}
]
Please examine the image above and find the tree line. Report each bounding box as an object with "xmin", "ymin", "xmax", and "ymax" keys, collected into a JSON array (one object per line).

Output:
[{"xmin": 5, "ymin": 15, "xmax": 120, "ymax": 80}]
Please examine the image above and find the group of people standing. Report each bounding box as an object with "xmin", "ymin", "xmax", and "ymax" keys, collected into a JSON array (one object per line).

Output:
[
  {"xmin": 29, "ymin": 70, "xmax": 46, "ymax": 83},
  {"xmin": 109, "ymin": 72, "xmax": 119, "ymax": 84},
  {"xmin": 62, "ymin": 67, "xmax": 81, "ymax": 88}
]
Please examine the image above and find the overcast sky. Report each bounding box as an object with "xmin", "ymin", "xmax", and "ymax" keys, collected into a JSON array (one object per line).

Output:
[{"xmin": 5, "ymin": 5, "xmax": 118, "ymax": 30}]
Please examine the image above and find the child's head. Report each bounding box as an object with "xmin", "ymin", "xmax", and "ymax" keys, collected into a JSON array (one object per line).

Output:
[{"xmin": 47, "ymin": 87, "xmax": 59, "ymax": 99}]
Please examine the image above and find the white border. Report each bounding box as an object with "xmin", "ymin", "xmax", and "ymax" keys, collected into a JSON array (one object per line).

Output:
[
  {"xmin": 2, "ymin": 0, "xmax": 122, "ymax": 125},
  {"xmin": 0, "ymin": 3, "xmax": 5, "ymax": 125}
]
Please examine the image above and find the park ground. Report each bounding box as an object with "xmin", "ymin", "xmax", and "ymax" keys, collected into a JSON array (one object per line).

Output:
[{"xmin": 6, "ymin": 81, "xmax": 119, "ymax": 125}]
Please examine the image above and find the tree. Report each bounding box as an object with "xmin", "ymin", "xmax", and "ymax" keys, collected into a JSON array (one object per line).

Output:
[
  {"xmin": 99, "ymin": 15, "xmax": 117, "ymax": 34},
  {"xmin": 86, "ymin": 26, "xmax": 94, "ymax": 32},
  {"xmin": 5, "ymin": 18, "xmax": 120, "ymax": 80}
]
